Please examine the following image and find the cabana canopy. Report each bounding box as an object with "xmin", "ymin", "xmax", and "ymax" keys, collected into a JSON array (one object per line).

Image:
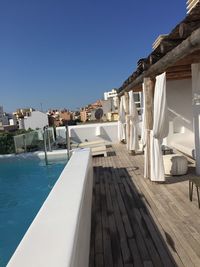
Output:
[
  {"xmin": 118, "ymin": 3, "xmax": 200, "ymax": 96},
  {"xmin": 117, "ymin": 3, "xmax": 200, "ymax": 176}
]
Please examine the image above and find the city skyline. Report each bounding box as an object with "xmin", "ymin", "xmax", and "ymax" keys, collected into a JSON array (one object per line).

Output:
[{"xmin": 0, "ymin": 0, "xmax": 185, "ymax": 112}]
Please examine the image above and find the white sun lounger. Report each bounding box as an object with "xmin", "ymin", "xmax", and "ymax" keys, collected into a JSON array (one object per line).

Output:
[
  {"xmin": 71, "ymin": 140, "xmax": 107, "ymax": 157},
  {"xmin": 78, "ymin": 140, "xmax": 106, "ymax": 148},
  {"xmin": 71, "ymin": 140, "xmax": 106, "ymax": 148},
  {"xmin": 91, "ymin": 145, "xmax": 107, "ymax": 157}
]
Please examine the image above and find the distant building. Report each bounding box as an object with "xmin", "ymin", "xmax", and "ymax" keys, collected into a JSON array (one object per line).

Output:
[
  {"xmin": 0, "ymin": 106, "xmax": 9, "ymax": 126},
  {"xmin": 0, "ymin": 106, "xmax": 3, "ymax": 116},
  {"xmin": 60, "ymin": 110, "xmax": 73, "ymax": 123},
  {"xmin": 104, "ymin": 89, "xmax": 117, "ymax": 101},
  {"xmin": 107, "ymin": 112, "xmax": 119, "ymax": 122},
  {"xmin": 80, "ymin": 109, "xmax": 88, "ymax": 122},
  {"xmin": 0, "ymin": 116, "xmax": 9, "ymax": 126},
  {"xmin": 48, "ymin": 110, "xmax": 60, "ymax": 127},
  {"xmin": 18, "ymin": 110, "xmax": 48, "ymax": 130},
  {"xmin": 73, "ymin": 111, "xmax": 80, "ymax": 121},
  {"xmin": 14, "ymin": 108, "xmax": 35, "ymax": 119},
  {"xmin": 18, "ymin": 118, "xmax": 25, "ymax": 129},
  {"xmin": 9, "ymin": 117, "xmax": 17, "ymax": 126},
  {"xmin": 0, "ymin": 106, "xmax": 18, "ymax": 131},
  {"xmin": 79, "ymin": 100, "xmax": 102, "ymax": 122},
  {"xmin": 48, "ymin": 109, "xmax": 74, "ymax": 127}
]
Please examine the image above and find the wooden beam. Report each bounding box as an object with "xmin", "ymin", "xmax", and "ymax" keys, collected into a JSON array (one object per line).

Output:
[
  {"xmin": 166, "ymin": 72, "xmax": 191, "ymax": 80},
  {"xmin": 173, "ymin": 50, "xmax": 200, "ymax": 66},
  {"xmin": 118, "ymin": 27, "xmax": 200, "ymax": 96},
  {"xmin": 124, "ymin": 84, "xmax": 142, "ymax": 93},
  {"xmin": 166, "ymin": 75, "xmax": 192, "ymax": 81},
  {"xmin": 166, "ymin": 65, "xmax": 191, "ymax": 80},
  {"xmin": 166, "ymin": 64, "xmax": 191, "ymax": 72},
  {"xmin": 179, "ymin": 21, "xmax": 200, "ymax": 39},
  {"xmin": 133, "ymin": 85, "xmax": 143, "ymax": 92},
  {"xmin": 137, "ymin": 58, "xmax": 150, "ymax": 71},
  {"xmin": 160, "ymin": 39, "xmax": 183, "ymax": 54},
  {"xmin": 149, "ymin": 52, "xmax": 163, "ymax": 65}
]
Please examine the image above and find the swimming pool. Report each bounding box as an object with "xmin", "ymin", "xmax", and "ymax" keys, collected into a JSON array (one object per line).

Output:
[{"xmin": 0, "ymin": 156, "xmax": 67, "ymax": 267}]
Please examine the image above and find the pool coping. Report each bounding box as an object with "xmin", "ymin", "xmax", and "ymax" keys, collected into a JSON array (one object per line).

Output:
[{"xmin": 7, "ymin": 148, "xmax": 93, "ymax": 267}]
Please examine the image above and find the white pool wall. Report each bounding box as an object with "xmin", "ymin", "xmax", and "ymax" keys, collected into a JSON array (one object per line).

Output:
[
  {"xmin": 7, "ymin": 148, "xmax": 93, "ymax": 267},
  {"xmin": 56, "ymin": 122, "xmax": 118, "ymax": 144}
]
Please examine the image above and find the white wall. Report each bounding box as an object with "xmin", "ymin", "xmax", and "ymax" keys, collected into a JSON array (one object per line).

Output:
[
  {"xmin": 104, "ymin": 89, "xmax": 117, "ymax": 100},
  {"xmin": 167, "ymin": 79, "xmax": 193, "ymax": 132},
  {"xmin": 7, "ymin": 148, "xmax": 93, "ymax": 267},
  {"xmin": 166, "ymin": 79, "xmax": 195, "ymax": 157},
  {"xmin": 69, "ymin": 122, "xmax": 118, "ymax": 143},
  {"xmin": 24, "ymin": 111, "xmax": 48, "ymax": 130}
]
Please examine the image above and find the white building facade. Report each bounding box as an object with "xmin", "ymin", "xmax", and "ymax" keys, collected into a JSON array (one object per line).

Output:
[
  {"xmin": 21, "ymin": 111, "xmax": 49, "ymax": 130},
  {"xmin": 103, "ymin": 89, "xmax": 117, "ymax": 100},
  {"xmin": 0, "ymin": 106, "xmax": 9, "ymax": 126}
]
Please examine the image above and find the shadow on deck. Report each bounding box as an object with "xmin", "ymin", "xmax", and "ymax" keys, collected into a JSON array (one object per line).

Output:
[{"xmin": 89, "ymin": 166, "xmax": 177, "ymax": 267}]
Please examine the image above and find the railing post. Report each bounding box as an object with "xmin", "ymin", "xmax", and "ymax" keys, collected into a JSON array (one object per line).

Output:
[
  {"xmin": 23, "ymin": 134, "xmax": 27, "ymax": 153},
  {"xmin": 43, "ymin": 126, "xmax": 48, "ymax": 165},
  {"xmin": 14, "ymin": 136, "xmax": 18, "ymax": 154},
  {"xmin": 47, "ymin": 128, "xmax": 52, "ymax": 152},
  {"xmin": 66, "ymin": 125, "xmax": 71, "ymax": 160}
]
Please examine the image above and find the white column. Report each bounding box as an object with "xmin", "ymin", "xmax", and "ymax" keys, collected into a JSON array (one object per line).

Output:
[{"xmin": 192, "ymin": 63, "xmax": 200, "ymax": 174}]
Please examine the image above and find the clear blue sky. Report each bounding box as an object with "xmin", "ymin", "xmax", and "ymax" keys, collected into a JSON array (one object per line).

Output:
[{"xmin": 0, "ymin": 0, "xmax": 185, "ymax": 112}]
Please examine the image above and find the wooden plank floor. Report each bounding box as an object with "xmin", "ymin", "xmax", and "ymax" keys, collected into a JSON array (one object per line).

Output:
[{"xmin": 89, "ymin": 144, "xmax": 200, "ymax": 267}]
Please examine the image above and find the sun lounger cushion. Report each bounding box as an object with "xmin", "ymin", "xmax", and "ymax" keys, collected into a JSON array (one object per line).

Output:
[{"xmin": 163, "ymin": 154, "xmax": 188, "ymax": 176}]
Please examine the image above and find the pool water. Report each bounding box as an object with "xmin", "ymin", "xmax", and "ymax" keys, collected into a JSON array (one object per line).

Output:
[{"xmin": 0, "ymin": 157, "xmax": 67, "ymax": 267}]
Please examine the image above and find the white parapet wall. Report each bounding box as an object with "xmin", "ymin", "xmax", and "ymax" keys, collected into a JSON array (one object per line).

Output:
[
  {"xmin": 68, "ymin": 122, "xmax": 118, "ymax": 143},
  {"xmin": 7, "ymin": 148, "xmax": 93, "ymax": 267},
  {"xmin": 56, "ymin": 122, "xmax": 142, "ymax": 145}
]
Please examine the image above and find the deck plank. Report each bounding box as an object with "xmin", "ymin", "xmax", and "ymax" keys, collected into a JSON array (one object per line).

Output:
[{"xmin": 90, "ymin": 144, "xmax": 200, "ymax": 267}]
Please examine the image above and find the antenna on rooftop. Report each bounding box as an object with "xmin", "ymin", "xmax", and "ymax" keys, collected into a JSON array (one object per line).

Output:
[{"xmin": 40, "ymin": 103, "xmax": 43, "ymax": 112}]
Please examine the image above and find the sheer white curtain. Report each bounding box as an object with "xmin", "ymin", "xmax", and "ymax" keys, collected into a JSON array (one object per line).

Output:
[
  {"xmin": 141, "ymin": 81, "xmax": 149, "ymax": 178},
  {"xmin": 150, "ymin": 72, "xmax": 169, "ymax": 181},
  {"xmin": 126, "ymin": 91, "xmax": 139, "ymax": 151},
  {"xmin": 118, "ymin": 95, "xmax": 126, "ymax": 142}
]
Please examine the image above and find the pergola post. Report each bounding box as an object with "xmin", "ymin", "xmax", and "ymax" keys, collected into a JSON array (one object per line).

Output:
[
  {"xmin": 192, "ymin": 63, "xmax": 200, "ymax": 174},
  {"xmin": 143, "ymin": 77, "xmax": 155, "ymax": 179}
]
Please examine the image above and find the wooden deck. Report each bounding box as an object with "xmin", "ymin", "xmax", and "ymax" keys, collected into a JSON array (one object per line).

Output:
[{"xmin": 89, "ymin": 144, "xmax": 200, "ymax": 267}]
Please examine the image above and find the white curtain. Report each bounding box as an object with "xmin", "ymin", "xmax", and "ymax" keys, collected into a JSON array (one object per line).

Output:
[
  {"xmin": 192, "ymin": 63, "xmax": 200, "ymax": 174},
  {"xmin": 118, "ymin": 95, "xmax": 126, "ymax": 142},
  {"xmin": 126, "ymin": 91, "xmax": 139, "ymax": 151},
  {"xmin": 150, "ymin": 72, "xmax": 169, "ymax": 182},
  {"xmin": 141, "ymin": 81, "xmax": 149, "ymax": 178}
]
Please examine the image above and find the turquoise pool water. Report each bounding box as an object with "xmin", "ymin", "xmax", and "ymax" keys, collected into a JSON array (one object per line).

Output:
[{"xmin": 0, "ymin": 157, "xmax": 67, "ymax": 267}]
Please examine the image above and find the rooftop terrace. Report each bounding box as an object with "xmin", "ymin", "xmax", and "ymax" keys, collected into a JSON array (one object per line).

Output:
[{"xmin": 90, "ymin": 144, "xmax": 200, "ymax": 267}]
